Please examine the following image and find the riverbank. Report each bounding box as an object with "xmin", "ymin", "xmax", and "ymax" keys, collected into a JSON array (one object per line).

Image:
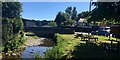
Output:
[
  {"xmin": 1, "ymin": 35, "xmax": 54, "ymax": 59},
  {"xmin": 44, "ymin": 34, "xmax": 120, "ymax": 59},
  {"xmin": 24, "ymin": 37, "xmax": 53, "ymax": 47}
]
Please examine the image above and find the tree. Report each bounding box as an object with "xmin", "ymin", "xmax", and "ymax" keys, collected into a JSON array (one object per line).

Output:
[
  {"xmin": 2, "ymin": 2, "xmax": 23, "ymax": 52},
  {"xmin": 65, "ymin": 6, "xmax": 77, "ymax": 20},
  {"xmin": 71, "ymin": 7, "xmax": 78, "ymax": 20},
  {"xmin": 63, "ymin": 19, "xmax": 76, "ymax": 26},
  {"xmin": 54, "ymin": 12, "xmax": 69, "ymax": 26},
  {"xmin": 55, "ymin": 6, "xmax": 77, "ymax": 27},
  {"xmin": 88, "ymin": 1, "xmax": 120, "ymax": 23},
  {"xmin": 48, "ymin": 21, "xmax": 57, "ymax": 27},
  {"xmin": 2, "ymin": 2, "xmax": 22, "ymax": 18},
  {"xmin": 78, "ymin": 11, "xmax": 90, "ymax": 18},
  {"xmin": 65, "ymin": 6, "xmax": 72, "ymax": 17}
]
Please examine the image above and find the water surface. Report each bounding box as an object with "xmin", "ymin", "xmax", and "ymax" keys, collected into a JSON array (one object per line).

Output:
[{"xmin": 21, "ymin": 46, "xmax": 52, "ymax": 58}]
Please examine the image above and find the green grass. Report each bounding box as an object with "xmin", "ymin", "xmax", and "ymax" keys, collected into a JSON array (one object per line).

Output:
[
  {"xmin": 35, "ymin": 34, "xmax": 120, "ymax": 59},
  {"xmin": 57, "ymin": 34, "xmax": 81, "ymax": 57},
  {"xmin": 49, "ymin": 34, "xmax": 120, "ymax": 59},
  {"xmin": 25, "ymin": 32, "xmax": 40, "ymax": 40},
  {"xmin": 94, "ymin": 35, "xmax": 117, "ymax": 41}
]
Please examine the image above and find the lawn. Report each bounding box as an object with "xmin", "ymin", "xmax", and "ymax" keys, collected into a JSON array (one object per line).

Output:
[{"xmin": 53, "ymin": 34, "xmax": 120, "ymax": 59}]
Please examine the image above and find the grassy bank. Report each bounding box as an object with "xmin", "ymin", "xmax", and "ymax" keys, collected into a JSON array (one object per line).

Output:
[{"xmin": 38, "ymin": 34, "xmax": 120, "ymax": 60}]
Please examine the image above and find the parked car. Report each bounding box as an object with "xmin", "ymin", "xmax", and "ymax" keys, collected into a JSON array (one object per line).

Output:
[
  {"xmin": 100, "ymin": 27, "xmax": 110, "ymax": 33},
  {"xmin": 91, "ymin": 30, "xmax": 109, "ymax": 36}
]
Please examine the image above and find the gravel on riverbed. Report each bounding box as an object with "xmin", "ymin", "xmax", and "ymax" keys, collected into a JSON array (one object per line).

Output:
[{"xmin": 24, "ymin": 38, "xmax": 46, "ymax": 46}]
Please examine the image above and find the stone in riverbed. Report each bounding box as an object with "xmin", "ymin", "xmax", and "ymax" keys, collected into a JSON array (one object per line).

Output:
[
  {"xmin": 12, "ymin": 53, "xmax": 17, "ymax": 56},
  {"xmin": 30, "ymin": 51, "xmax": 33, "ymax": 54}
]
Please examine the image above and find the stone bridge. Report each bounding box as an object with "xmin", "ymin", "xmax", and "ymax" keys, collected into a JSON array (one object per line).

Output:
[{"xmin": 24, "ymin": 27, "xmax": 75, "ymax": 38}]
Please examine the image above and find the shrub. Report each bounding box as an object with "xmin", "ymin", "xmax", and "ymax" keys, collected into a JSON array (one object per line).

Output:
[
  {"xmin": 44, "ymin": 46, "xmax": 63, "ymax": 60},
  {"xmin": 2, "ymin": 18, "xmax": 24, "ymax": 52},
  {"xmin": 35, "ymin": 52, "xmax": 43, "ymax": 60}
]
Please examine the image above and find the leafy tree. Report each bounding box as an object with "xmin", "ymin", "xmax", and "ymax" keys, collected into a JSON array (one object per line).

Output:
[
  {"xmin": 2, "ymin": 2, "xmax": 22, "ymax": 18},
  {"xmin": 88, "ymin": 1, "xmax": 120, "ymax": 23},
  {"xmin": 54, "ymin": 12, "xmax": 69, "ymax": 26},
  {"xmin": 65, "ymin": 6, "xmax": 77, "ymax": 20},
  {"xmin": 55, "ymin": 6, "xmax": 77, "ymax": 27},
  {"xmin": 2, "ymin": 2, "xmax": 24, "ymax": 52},
  {"xmin": 63, "ymin": 19, "xmax": 76, "ymax": 26},
  {"xmin": 48, "ymin": 21, "xmax": 57, "ymax": 27},
  {"xmin": 71, "ymin": 7, "xmax": 78, "ymax": 20},
  {"xmin": 65, "ymin": 6, "xmax": 72, "ymax": 15},
  {"xmin": 78, "ymin": 11, "xmax": 90, "ymax": 18}
]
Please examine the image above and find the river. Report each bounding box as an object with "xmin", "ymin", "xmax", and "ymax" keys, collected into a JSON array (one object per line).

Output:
[{"xmin": 21, "ymin": 38, "xmax": 54, "ymax": 58}]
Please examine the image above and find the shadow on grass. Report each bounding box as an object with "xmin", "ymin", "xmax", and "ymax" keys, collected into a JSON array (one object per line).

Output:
[{"xmin": 70, "ymin": 42, "xmax": 120, "ymax": 59}]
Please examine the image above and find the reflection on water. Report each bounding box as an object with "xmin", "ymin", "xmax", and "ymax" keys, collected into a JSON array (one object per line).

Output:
[{"xmin": 21, "ymin": 46, "xmax": 52, "ymax": 58}]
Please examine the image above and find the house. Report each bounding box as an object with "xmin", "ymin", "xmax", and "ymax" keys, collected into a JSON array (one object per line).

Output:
[{"xmin": 77, "ymin": 18, "xmax": 92, "ymax": 28}]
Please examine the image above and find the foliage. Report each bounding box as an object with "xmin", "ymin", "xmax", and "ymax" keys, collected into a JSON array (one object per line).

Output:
[
  {"xmin": 2, "ymin": 18, "xmax": 14, "ymax": 44},
  {"xmin": 43, "ymin": 34, "xmax": 81, "ymax": 59},
  {"xmin": 65, "ymin": 6, "xmax": 77, "ymax": 20},
  {"xmin": 63, "ymin": 19, "xmax": 76, "ymax": 26},
  {"xmin": 2, "ymin": 2, "xmax": 22, "ymax": 18},
  {"xmin": 54, "ymin": 12, "xmax": 69, "ymax": 26},
  {"xmin": 54, "ymin": 6, "xmax": 77, "ymax": 27},
  {"xmin": 47, "ymin": 21, "xmax": 57, "ymax": 27},
  {"xmin": 45, "ymin": 46, "xmax": 63, "ymax": 59},
  {"xmin": 35, "ymin": 52, "xmax": 43, "ymax": 60},
  {"xmin": 44, "ymin": 34, "xmax": 63, "ymax": 59},
  {"xmin": 2, "ymin": 2, "xmax": 24, "ymax": 52},
  {"xmin": 4, "ymin": 31, "xmax": 25, "ymax": 52},
  {"xmin": 88, "ymin": 1, "xmax": 120, "ymax": 23},
  {"xmin": 2, "ymin": 18, "xmax": 23, "ymax": 45}
]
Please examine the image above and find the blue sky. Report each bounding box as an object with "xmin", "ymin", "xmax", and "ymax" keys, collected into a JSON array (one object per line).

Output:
[{"xmin": 21, "ymin": 2, "xmax": 94, "ymax": 21}]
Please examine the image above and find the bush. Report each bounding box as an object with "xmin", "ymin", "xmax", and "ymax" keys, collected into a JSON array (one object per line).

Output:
[
  {"xmin": 48, "ymin": 21, "xmax": 57, "ymax": 27},
  {"xmin": 43, "ymin": 34, "xmax": 63, "ymax": 60},
  {"xmin": 3, "ymin": 32, "xmax": 25, "ymax": 52},
  {"xmin": 35, "ymin": 52, "xmax": 43, "ymax": 60},
  {"xmin": 45, "ymin": 46, "xmax": 63, "ymax": 60},
  {"xmin": 2, "ymin": 18, "xmax": 24, "ymax": 52}
]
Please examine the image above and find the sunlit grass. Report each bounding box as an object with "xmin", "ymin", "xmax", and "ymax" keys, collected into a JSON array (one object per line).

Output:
[
  {"xmin": 55, "ymin": 34, "xmax": 120, "ymax": 58},
  {"xmin": 56, "ymin": 34, "xmax": 83, "ymax": 58},
  {"xmin": 94, "ymin": 35, "xmax": 117, "ymax": 41},
  {"xmin": 25, "ymin": 32, "xmax": 40, "ymax": 40}
]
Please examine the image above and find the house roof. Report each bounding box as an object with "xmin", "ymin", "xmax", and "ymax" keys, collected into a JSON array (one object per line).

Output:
[{"xmin": 78, "ymin": 18, "xmax": 86, "ymax": 22}]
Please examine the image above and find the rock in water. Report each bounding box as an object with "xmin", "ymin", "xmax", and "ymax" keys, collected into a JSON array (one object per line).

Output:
[{"xmin": 12, "ymin": 53, "xmax": 17, "ymax": 56}]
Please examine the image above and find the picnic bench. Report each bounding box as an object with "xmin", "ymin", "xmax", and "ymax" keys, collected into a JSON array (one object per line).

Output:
[
  {"xmin": 104, "ymin": 40, "xmax": 120, "ymax": 56},
  {"xmin": 75, "ymin": 34, "xmax": 98, "ymax": 42}
]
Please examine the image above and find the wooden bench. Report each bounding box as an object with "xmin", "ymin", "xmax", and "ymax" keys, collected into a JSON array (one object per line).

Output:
[
  {"xmin": 75, "ymin": 34, "xmax": 98, "ymax": 42},
  {"xmin": 88, "ymin": 37, "xmax": 98, "ymax": 42},
  {"xmin": 82, "ymin": 35, "xmax": 98, "ymax": 42}
]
